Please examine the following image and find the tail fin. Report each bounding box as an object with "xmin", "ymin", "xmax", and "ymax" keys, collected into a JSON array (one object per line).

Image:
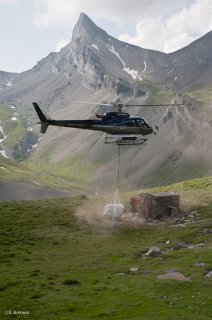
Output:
[{"xmin": 33, "ymin": 102, "xmax": 50, "ymax": 134}]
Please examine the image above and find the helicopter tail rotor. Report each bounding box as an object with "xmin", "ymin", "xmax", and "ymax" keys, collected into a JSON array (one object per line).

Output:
[{"xmin": 33, "ymin": 102, "xmax": 51, "ymax": 134}]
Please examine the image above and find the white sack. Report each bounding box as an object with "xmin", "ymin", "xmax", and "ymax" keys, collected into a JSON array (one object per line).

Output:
[{"xmin": 103, "ymin": 203, "xmax": 125, "ymax": 220}]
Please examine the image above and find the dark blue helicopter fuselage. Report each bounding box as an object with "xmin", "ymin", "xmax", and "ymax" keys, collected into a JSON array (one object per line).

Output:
[
  {"xmin": 33, "ymin": 103, "xmax": 154, "ymax": 136},
  {"xmin": 47, "ymin": 113, "xmax": 153, "ymax": 135}
]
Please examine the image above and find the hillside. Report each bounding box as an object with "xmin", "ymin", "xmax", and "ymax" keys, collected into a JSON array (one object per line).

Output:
[
  {"xmin": 0, "ymin": 177, "xmax": 211, "ymax": 319},
  {"xmin": 0, "ymin": 13, "xmax": 212, "ymax": 191}
]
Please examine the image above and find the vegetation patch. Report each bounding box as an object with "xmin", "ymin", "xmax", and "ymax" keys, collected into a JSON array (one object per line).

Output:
[
  {"xmin": 0, "ymin": 191, "xmax": 211, "ymax": 319},
  {"xmin": 63, "ymin": 279, "xmax": 81, "ymax": 286},
  {"xmin": 140, "ymin": 80, "xmax": 173, "ymax": 105},
  {"xmin": 0, "ymin": 104, "xmax": 26, "ymax": 145}
]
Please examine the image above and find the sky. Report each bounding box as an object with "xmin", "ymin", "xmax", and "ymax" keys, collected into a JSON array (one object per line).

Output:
[{"xmin": 0, "ymin": 0, "xmax": 212, "ymax": 73}]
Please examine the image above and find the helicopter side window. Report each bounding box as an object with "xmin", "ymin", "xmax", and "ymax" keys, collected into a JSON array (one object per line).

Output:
[
  {"xmin": 135, "ymin": 119, "xmax": 144, "ymax": 127},
  {"xmin": 135, "ymin": 120, "xmax": 139, "ymax": 127},
  {"xmin": 127, "ymin": 120, "xmax": 135, "ymax": 127}
]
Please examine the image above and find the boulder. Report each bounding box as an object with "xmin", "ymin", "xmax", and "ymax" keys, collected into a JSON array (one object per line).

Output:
[
  {"xmin": 204, "ymin": 229, "xmax": 212, "ymax": 234},
  {"xmin": 205, "ymin": 271, "xmax": 212, "ymax": 278},
  {"xmin": 173, "ymin": 242, "xmax": 188, "ymax": 250},
  {"xmin": 146, "ymin": 246, "xmax": 161, "ymax": 257}
]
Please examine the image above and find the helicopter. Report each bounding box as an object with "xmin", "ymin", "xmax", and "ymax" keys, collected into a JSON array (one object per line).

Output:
[{"xmin": 33, "ymin": 101, "xmax": 184, "ymax": 146}]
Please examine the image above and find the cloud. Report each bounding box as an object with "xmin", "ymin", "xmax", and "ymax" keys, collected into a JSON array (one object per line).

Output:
[
  {"xmin": 0, "ymin": 0, "xmax": 17, "ymax": 4},
  {"xmin": 119, "ymin": 0, "xmax": 212, "ymax": 52},
  {"xmin": 55, "ymin": 39, "xmax": 69, "ymax": 52},
  {"xmin": 32, "ymin": 0, "xmax": 192, "ymax": 28},
  {"xmin": 32, "ymin": 0, "xmax": 212, "ymax": 53}
]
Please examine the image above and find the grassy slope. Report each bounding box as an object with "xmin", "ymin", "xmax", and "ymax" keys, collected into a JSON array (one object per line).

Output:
[
  {"xmin": 188, "ymin": 84, "xmax": 212, "ymax": 104},
  {"xmin": 129, "ymin": 176, "xmax": 212, "ymax": 211},
  {"xmin": 0, "ymin": 156, "xmax": 81, "ymax": 191},
  {"xmin": 0, "ymin": 178, "xmax": 211, "ymax": 320},
  {"xmin": 0, "ymin": 105, "xmax": 26, "ymax": 145},
  {"xmin": 141, "ymin": 80, "xmax": 173, "ymax": 105}
]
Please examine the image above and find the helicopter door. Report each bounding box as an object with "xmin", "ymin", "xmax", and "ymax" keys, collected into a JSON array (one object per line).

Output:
[
  {"xmin": 135, "ymin": 120, "xmax": 140, "ymax": 127},
  {"xmin": 134, "ymin": 119, "xmax": 143, "ymax": 134}
]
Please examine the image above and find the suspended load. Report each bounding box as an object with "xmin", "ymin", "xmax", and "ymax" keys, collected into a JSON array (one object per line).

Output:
[
  {"xmin": 104, "ymin": 134, "xmax": 148, "ymax": 146},
  {"xmin": 103, "ymin": 189, "xmax": 125, "ymax": 220}
]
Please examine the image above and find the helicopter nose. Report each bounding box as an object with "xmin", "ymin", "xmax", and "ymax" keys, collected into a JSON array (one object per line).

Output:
[{"xmin": 149, "ymin": 126, "xmax": 154, "ymax": 134}]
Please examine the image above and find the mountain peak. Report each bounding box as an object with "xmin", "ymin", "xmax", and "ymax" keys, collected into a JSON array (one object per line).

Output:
[
  {"xmin": 72, "ymin": 13, "xmax": 108, "ymax": 41},
  {"xmin": 78, "ymin": 12, "xmax": 92, "ymax": 24}
]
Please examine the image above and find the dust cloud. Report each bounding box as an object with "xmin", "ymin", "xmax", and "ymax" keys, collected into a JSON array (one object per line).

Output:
[{"xmin": 75, "ymin": 195, "xmax": 146, "ymax": 229}]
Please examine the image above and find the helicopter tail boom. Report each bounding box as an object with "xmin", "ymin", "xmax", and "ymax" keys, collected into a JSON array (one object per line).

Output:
[{"xmin": 33, "ymin": 102, "xmax": 50, "ymax": 134}]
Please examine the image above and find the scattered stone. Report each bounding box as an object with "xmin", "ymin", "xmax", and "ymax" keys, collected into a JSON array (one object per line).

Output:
[
  {"xmin": 175, "ymin": 219, "xmax": 184, "ymax": 224},
  {"xmin": 165, "ymin": 269, "xmax": 176, "ymax": 273},
  {"xmin": 188, "ymin": 243, "xmax": 206, "ymax": 249},
  {"xmin": 188, "ymin": 211, "xmax": 199, "ymax": 219},
  {"xmin": 194, "ymin": 262, "xmax": 206, "ymax": 267},
  {"xmin": 146, "ymin": 246, "xmax": 161, "ymax": 257},
  {"xmin": 157, "ymin": 271, "xmax": 191, "ymax": 281},
  {"xmin": 204, "ymin": 229, "xmax": 212, "ymax": 234},
  {"xmin": 173, "ymin": 242, "xmax": 188, "ymax": 250},
  {"xmin": 143, "ymin": 270, "xmax": 151, "ymax": 275},
  {"xmin": 165, "ymin": 240, "xmax": 170, "ymax": 244},
  {"xmin": 205, "ymin": 271, "xmax": 212, "ymax": 278},
  {"xmin": 174, "ymin": 224, "xmax": 186, "ymax": 228},
  {"xmin": 130, "ymin": 267, "xmax": 138, "ymax": 272}
]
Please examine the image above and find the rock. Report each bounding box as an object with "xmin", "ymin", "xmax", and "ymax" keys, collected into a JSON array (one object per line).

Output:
[
  {"xmin": 175, "ymin": 219, "xmax": 184, "ymax": 224},
  {"xmin": 157, "ymin": 271, "xmax": 191, "ymax": 281},
  {"xmin": 165, "ymin": 269, "xmax": 176, "ymax": 273},
  {"xmin": 130, "ymin": 267, "xmax": 138, "ymax": 272},
  {"xmin": 194, "ymin": 262, "xmax": 206, "ymax": 267},
  {"xmin": 204, "ymin": 229, "xmax": 212, "ymax": 234},
  {"xmin": 188, "ymin": 243, "xmax": 206, "ymax": 249},
  {"xmin": 143, "ymin": 270, "xmax": 151, "ymax": 275},
  {"xmin": 189, "ymin": 210, "xmax": 199, "ymax": 217},
  {"xmin": 205, "ymin": 271, "xmax": 212, "ymax": 278},
  {"xmin": 146, "ymin": 246, "xmax": 161, "ymax": 257},
  {"xmin": 173, "ymin": 242, "xmax": 188, "ymax": 250}
]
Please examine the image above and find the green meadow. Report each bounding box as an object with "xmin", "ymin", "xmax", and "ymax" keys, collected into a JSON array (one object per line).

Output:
[{"xmin": 0, "ymin": 181, "xmax": 211, "ymax": 319}]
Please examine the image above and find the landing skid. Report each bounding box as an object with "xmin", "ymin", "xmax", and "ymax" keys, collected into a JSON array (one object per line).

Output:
[{"xmin": 104, "ymin": 134, "xmax": 148, "ymax": 146}]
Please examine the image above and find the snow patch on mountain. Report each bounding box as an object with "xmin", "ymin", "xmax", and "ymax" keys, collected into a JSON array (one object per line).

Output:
[
  {"xmin": 32, "ymin": 137, "xmax": 42, "ymax": 150},
  {"xmin": 138, "ymin": 60, "xmax": 147, "ymax": 78},
  {"xmin": 0, "ymin": 125, "xmax": 6, "ymax": 143},
  {"xmin": 108, "ymin": 44, "xmax": 142, "ymax": 81},
  {"xmin": 0, "ymin": 150, "xmax": 8, "ymax": 159},
  {"xmin": 0, "ymin": 125, "xmax": 8, "ymax": 159},
  {"xmin": 91, "ymin": 44, "xmax": 99, "ymax": 52},
  {"xmin": 3, "ymin": 81, "xmax": 14, "ymax": 87}
]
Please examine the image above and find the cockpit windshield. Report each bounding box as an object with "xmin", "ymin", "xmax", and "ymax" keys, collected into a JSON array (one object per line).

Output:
[{"xmin": 135, "ymin": 118, "xmax": 150, "ymax": 127}]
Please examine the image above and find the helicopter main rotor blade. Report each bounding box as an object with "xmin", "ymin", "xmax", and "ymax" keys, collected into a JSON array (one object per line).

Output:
[
  {"xmin": 125, "ymin": 103, "xmax": 186, "ymax": 107},
  {"xmin": 70, "ymin": 101, "xmax": 187, "ymax": 108},
  {"xmin": 70, "ymin": 101, "xmax": 114, "ymax": 107}
]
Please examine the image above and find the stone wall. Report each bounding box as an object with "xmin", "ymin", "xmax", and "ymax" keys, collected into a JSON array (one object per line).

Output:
[{"xmin": 139, "ymin": 192, "xmax": 180, "ymax": 219}]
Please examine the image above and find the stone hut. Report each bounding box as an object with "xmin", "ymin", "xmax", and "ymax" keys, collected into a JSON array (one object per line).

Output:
[{"xmin": 139, "ymin": 192, "xmax": 180, "ymax": 219}]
